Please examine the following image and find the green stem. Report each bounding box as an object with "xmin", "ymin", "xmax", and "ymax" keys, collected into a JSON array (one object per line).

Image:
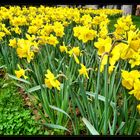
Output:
[
  {"xmin": 103, "ymin": 55, "xmax": 109, "ymax": 135},
  {"xmin": 94, "ymin": 55, "xmax": 101, "ymax": 131}
]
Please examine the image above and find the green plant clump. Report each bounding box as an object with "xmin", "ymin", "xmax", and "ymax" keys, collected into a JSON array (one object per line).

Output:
[{"xmin": 0, "ymin": 79, "xmax": 48, "ymax": 135}]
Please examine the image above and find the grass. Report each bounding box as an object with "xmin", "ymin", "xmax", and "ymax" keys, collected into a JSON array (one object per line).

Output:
[{"xmin": 132, "ymin": 15, "xmax": 140, "ymax": 29}]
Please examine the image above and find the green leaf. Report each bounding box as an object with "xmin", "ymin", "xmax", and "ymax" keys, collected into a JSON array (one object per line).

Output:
[
  {"xmin": 109, "ymin": 121, "xmax": 113, "ymax": 135},
  {"xmin": 44, "ymin": 123, "xmax": 70, "ymax": 132},
  {"xmin": 86, "ymin": 92, "xmax": 115, "ymax": 109},
  {"xmin": 115, "ymin": 122, "xmax": 125, "ymax": 135},
  {"xmin": 44, "ymin": 130, "xmax": 49, "ymax": 135},
  {"xmin": 82, "ymin": 117, "xmax": 99, "ymax": 135},
  {"xmin": 56, "ymin": 57, "xmax": 65, "ymax": 73},
  {"xmin": 0, "ymin": 65, "xmax": 6, "ymax": 69},
  {"xmin": 49, "ymin": 105, "xmax": 71, "ymax": 120},
  {"xmin": 26, "ymin": 84, "xmax": 46, "ymax": 93},
  {"xmin": 7, "ymin": 74, "xmax": 31, "ymax": 85},
  {"xmin": 13, "ymin": 82, "xmax": 26, "ymax": 89},
  {"xmin": 2, "ymin": 83, "xmax": 9, "ymax": 88}
]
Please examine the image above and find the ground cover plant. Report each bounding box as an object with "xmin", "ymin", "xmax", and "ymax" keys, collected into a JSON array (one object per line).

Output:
[
  {"xmin": 0, "ymin": 78, "xmax": 50, "ymax": 135},
  {"xmin": 0, "ymin": 5, "xmax": 140, "ymax": 135}
]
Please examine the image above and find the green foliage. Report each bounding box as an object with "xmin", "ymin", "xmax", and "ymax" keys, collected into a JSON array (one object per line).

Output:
[
  {"xmin": 0, "ymin": 79, "xmax": 48, "ymax": 135},
  {"xmin": 108, "ymin": 15, "xmax": 140, "ymax": 32},
  {"xmin": 132, "ymin": 15, "xmax": 140, "ymax": 29}
]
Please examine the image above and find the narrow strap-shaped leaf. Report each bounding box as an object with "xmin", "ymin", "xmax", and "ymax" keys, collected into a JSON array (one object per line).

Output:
[
  {"xmin": 44, "ymin": 123, "xmax": 70, "ymax": 132},
  {"xmin": 8, "ymin": 74, "xmax": 31, "ymax": 85},
  {"xmin": 109, "ymin": 121, "xmax": 113, "ymax": 135},
  {"xmin": 26, "ymin": 84, "xmax": 46, "ymax": 93},
  {"xmin": 115, "ymin": 122, "xmax": 125, "ymax": 135},
  {"xmin": 82, "ymin": 117, "xmax": 99, "ymax": 135},
  {"xmin": 13, "ymin": 82, "xmax": 26, "ymax": 89},
  {"xmin": 0, "ymin": 65, "xmax": 6, "ymax": 69},
  {"xmin": 49, "ymin": 105, "xmax": 71, "ymax": 120},
  {"xmin": 86, "ymin": 92, "xmax": 115, "ymax": 109},
  {"xmin": 56, "ymin": 57, "xmax": 65, "ymax": 73}
]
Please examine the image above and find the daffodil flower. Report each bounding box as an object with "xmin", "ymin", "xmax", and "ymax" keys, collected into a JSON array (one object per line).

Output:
[
  {"xmin": 78, "ymin": 63, "xmax": 89, "ymax": 79},
  {"xmin": 44, "ymin": 69, "xmax": 61, "ymax": 91},
  {"xmin": 15, "ymin": 64, "xmax": 28, "ymax": 79}
]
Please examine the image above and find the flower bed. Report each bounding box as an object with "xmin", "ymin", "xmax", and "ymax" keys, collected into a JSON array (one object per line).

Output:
[{"xmin": 0, "ymin": 5, "xmax": 140, "ymax": 135}]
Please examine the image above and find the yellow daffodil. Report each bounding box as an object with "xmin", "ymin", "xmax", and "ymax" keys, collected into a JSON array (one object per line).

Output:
[
  {"xmin": 108, "ymin": 65, "xmax": 115, "ymax": 74},
  {"xmin": 16, "ymin": 39, "xmax": 34, "ymax": 63},
  {"xmin": 46, "ymin": 34, "xmax": 59, "ymax": 47},
  {"xmin": 59, "ymin": 43, "xmax": 68, "ymax": 53},
  {"xmin": 15, "ymin": 64, "xmax": 28, "ymax": 79},
  {"xmin": 137, "ymin": 104, "xmax": 140, "ymax": 113},
  {"xmin": 9, "ymin": 38, "xmax": 17, "ymax": 48},
  {"xmin": 68, "ymin": 47, "xmax": 81, "ymax": 57},
  {"xmin": 45, "ymin": 69, "xmax": 61, "ymax": 91},
  {"xmin": 121, "ymin": 70, "xmax": 140, "ymax": 90},
  {"xmin": 94, "ymin": 37, "xmax": 112, "ymax": 56},
  {"xmin": 78, "ymin": 63, "xmax": 89, "ymax": 79},
  {"xmin": 73, "ymin": 54, "xmax": 80, "ymax": 64},
  {"xmin": 129, "ymin": 79, "xmax": 140, "ymax": 100},
  {"xmin": 73, "ymin": 26, "xmax": 97, "ymax": 43}
]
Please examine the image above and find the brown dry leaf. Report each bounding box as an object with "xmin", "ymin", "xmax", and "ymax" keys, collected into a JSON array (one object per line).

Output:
[
  {"xmin": 33, "ymin": 109, "xmax": 38, "ymax": 115},
  {"xmin": 35, "ymin": 115, "xmax": 41, "ymax": 121},
  {"xmin": 19, "ymin": 88, "xmax": 24, "ymax": 94},
  {"xmin": 26, "ymin": 101, "xmax": 32, "ymax": 106},
  {"xmin": 39, "ymin": 103, "xmax": 42, "ymax": 108},
  {"xmin": 42, "ymin": 119, "xmax": 46, "ymax": 124},
  {"xmin": 45, "ymin": 113, "xmax": 49, "ymax": 118},
  {"xmin": 76, "ymin": 107, "xmax": 80, "ymax": 116},
  {"xmin": 25, "ymin": 96, "xmax": 30, "ymax": 100}
]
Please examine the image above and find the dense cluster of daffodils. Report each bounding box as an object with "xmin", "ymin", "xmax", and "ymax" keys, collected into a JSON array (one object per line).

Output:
[
  {"xmin": 80, "ymin": 8, "xmax": 123, "ymax": 16},
  {"xmin": 1, "ymin": 6, "xmax": 140, "ymax": 129}
]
